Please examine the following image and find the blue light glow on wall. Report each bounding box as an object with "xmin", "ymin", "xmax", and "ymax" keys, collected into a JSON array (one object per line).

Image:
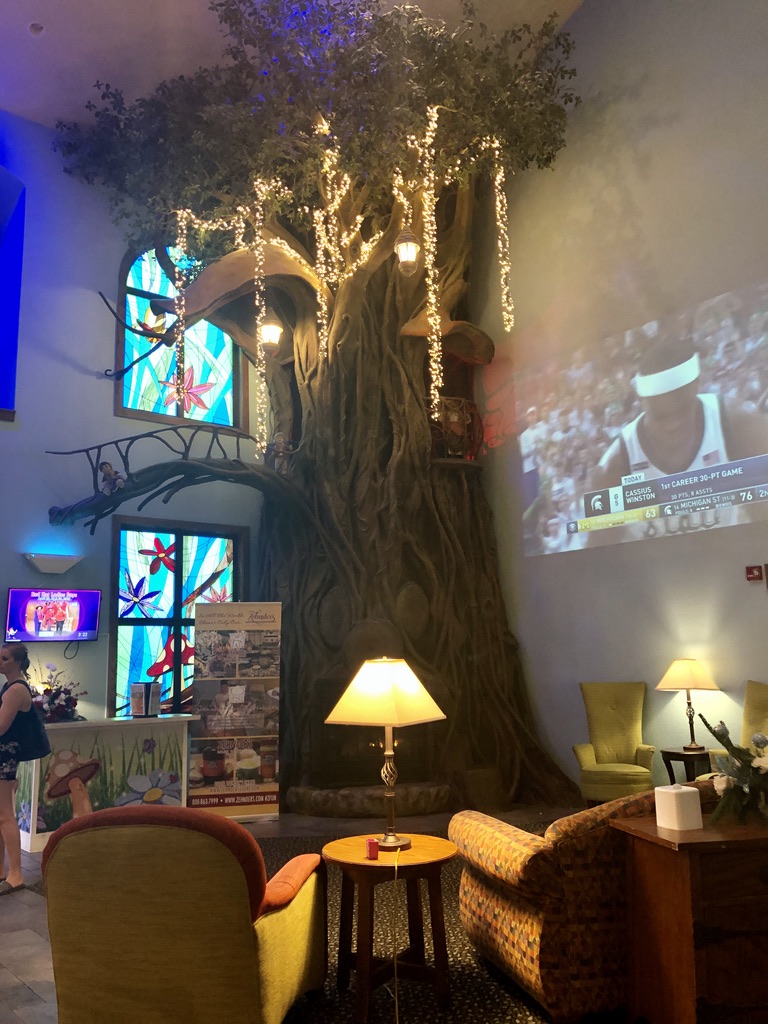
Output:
[{"xmin": 0, "ymin": 165, "xmax": 25, "ymax": 416}]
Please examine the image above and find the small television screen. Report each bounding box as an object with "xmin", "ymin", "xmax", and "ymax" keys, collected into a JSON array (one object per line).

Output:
[{"xmin": 5, "ymin": 588, "xmax": 102, "ymax": 643}]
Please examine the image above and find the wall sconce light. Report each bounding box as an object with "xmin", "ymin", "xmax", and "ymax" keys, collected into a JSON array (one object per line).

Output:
[
  {"xmin": 394, "ymin": 228, "xmax": 421, "ymax": 278},
  {"xmin": 24, "ymin": 552, "xmax": 84, "ymax": 575},
  {"xmin": 258, "ymin": 308, "xmax": 283, "ymax": 357}
]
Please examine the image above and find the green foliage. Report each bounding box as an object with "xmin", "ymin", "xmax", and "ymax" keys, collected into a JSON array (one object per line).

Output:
[{"xmin": 56, "ymin": 0, "xmax": 578, "ymax": 253}]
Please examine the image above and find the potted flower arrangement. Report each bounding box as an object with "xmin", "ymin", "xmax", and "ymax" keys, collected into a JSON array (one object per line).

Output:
[
  {"xmin": 29, "ymin": 662, "xmax": 88, "ymax": 724},
  {"xmin": 699, "ymin": 713, "xmax": 768, "ymax": 823}
]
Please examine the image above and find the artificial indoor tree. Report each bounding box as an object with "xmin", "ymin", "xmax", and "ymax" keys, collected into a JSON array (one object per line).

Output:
[{"xmin": 53, "ymin": 0, "xmax": 580, "ymax": 803}]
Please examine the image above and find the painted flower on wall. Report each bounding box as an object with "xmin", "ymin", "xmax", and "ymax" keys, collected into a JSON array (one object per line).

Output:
[
  {"xmin": 114, "ymin": 769, "xmax": 182, "ymax": 807},
  {"xmin": 17, "ymin": 801, "xmax": 31, "ymax": 833}
]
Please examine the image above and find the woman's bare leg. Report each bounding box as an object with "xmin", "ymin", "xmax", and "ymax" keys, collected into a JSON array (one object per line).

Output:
[{"xmin": 0, "ymin": 781, "xmax": 23, "ymax": 888}]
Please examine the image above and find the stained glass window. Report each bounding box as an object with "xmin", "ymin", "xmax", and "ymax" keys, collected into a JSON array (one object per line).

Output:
[
  {"xmin": 110, "ymin": 519, "xmax": 247, "ymax": 717},
  {"xmin": 118, "ymin": 248, "xmax": 239, "ymax": 426}
]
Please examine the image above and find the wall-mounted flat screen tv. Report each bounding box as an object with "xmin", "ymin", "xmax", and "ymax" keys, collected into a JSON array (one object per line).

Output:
[{"xmin": 5, "ymin": 588, "xmax": 102, "ymax": 643}]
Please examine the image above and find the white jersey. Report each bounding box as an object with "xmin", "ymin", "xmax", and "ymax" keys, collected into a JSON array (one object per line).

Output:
[
  {"xmin": 620, "ymin": 393, "xmax": 729, "ymax": 478},
  {"xmin": 609, "ymin": 392, "xmax": 737, "ymax": 543}
]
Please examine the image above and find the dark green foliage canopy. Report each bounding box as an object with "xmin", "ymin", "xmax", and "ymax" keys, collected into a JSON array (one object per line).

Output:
[{"xmin": 56, "ymin": 0, "xmax": 578, "ymax": 253}]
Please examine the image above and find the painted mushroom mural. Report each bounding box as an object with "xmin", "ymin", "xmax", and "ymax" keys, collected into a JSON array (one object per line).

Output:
[{"xmin": 44, "ymin": 750, "xmax": 101, "ymax": 818}]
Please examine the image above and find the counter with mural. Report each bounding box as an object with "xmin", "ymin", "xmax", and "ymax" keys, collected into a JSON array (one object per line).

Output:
[{"xmin": 16, "ymin": 714, "xmax": 198, "ymax": 852}]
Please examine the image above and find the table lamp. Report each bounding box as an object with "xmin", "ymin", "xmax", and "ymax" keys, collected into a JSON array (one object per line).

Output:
[
  {"xmin": 656, "ymin": 658, "xmax": 719, "ymax": 751},
  {"xmin": 325, "ymin": 657, "xmax": 445, "ymax": 851}
]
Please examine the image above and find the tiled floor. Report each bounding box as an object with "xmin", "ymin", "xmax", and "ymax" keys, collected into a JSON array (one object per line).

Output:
[
  {"xmin": 0, "ymin": 803, "xmax": 577, "ymax": 1021},
  {"xmin": 0, "ymin": 846, "xmax": 53, "ymax": 1024}
]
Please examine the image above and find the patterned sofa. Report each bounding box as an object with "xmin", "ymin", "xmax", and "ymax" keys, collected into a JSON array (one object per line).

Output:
[{"xmin": 448, "ymin": 781, "xmax": 716, "ymax": 1024}]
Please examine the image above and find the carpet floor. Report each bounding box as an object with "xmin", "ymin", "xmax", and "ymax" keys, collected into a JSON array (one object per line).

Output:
[
  {"xmin": 34, "ymin": 821, "xmax": 626, "ymax": 1024},
  {"xmin": 255, "ymin": 830, "xmax": 626, "ymax": 1024}
]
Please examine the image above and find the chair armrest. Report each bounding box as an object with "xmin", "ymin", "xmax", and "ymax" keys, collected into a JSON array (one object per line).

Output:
[
  {"xmin": 448, "ymin": 810, "xmax": 561, "ymax": 901},
  {"xmin": 708, "ymin": 747, "xmax": 727, "ymax": 771},
  {"xmin": 259, "ymin": 853, "xmax": 323, "ymax": 916},
  {"xmin": 635, "ymin": 744, "xmax": 655, "ymax": 771},
  {"xmin": 572, "ymin": 743, "xmax": 597, "ymax": 769}
]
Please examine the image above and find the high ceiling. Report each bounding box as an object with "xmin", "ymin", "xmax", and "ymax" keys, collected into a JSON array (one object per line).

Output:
[{"xmin": 0, "ymin": 0, "xmax": 582, "ymax": 129}]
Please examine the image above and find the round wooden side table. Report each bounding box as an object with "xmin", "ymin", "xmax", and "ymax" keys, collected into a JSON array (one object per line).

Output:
[
  {"xmin": 660, "ymin": 747, "xmax": 712, "ymax": 784},
  {"xmin": 322, "ymin": 833, "xmax": 457, "ymax": 1024}
]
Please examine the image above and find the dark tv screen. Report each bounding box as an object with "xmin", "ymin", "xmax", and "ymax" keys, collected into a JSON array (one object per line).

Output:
[{"xmin": 5, "ymin": 588, "xmax": 102, "ymax": 643}]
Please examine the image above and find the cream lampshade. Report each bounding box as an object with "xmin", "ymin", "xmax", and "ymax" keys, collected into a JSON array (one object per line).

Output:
[
  {"xmin": 656, "ymin": 659, "xmax": 719, "ymax": 751},
  {"xmin": 325, "ymin": 657, "xmax": 445, "ymax": 851}
]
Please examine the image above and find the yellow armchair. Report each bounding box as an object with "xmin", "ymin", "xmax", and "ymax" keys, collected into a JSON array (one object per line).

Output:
[
  {"xmin": 700, "ymin": 678, "xmax": 768, "ymax": 778},
  {"xmin": 573, "ymin": 681, "xmax": 654, "ymax": 804},
  {"xmin": 42, "ymin": 805, "xmax": 327, "ymax": 1024}
]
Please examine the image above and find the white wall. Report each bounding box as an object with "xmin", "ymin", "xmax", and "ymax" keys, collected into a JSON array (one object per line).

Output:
[
  {"xmin": 479, "ymin": 0, "xmax": 768, "ymax": 784},
  {"xmin": 0, "ymin": 111, "xmax": 262, "ymax": 719}
]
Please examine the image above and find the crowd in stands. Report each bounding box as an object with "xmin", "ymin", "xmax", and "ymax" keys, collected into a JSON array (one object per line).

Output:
[{"xmin": 516, "ymin": 283, "xmax": 768, "ymax": 554}]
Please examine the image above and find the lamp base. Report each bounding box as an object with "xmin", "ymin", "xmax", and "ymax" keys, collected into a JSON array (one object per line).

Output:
[
  {"xmin": 683, "ymin": 742, "xmax": 706, "ymax": 752},
  {"xmin": 378, "ymin": 832, "xmax": 411, "ymax": 852}
]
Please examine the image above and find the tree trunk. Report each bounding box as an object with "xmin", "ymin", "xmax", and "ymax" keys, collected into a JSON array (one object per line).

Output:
[{"xmin": 252, "ymin": 198, "xmax": 577, "ymax": 805}]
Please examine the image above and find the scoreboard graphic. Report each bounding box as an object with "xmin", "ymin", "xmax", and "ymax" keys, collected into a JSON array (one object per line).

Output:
[{"xmin": 567, "ymin": 453, "xmax": 768, "ymax": 537}]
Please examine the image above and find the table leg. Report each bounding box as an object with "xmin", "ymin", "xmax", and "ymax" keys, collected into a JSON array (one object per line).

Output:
[
  {"xmin": 426, "ymin": 870, "xmax": 450, "ymax": 1006},
  {"xmin": 354, "ymin": 880, "xmax": 375, "ymax": 1024},
  {"xmin": 661, "ymin": 752, "xmax": 676, "ymax": 785},
  {"xmin": 405, "ymin": 877, "xmax": 425, "ymax": 963},
  {"xmin": 337, "ymin": 873, "xmax": 355, "ymax": 991}
]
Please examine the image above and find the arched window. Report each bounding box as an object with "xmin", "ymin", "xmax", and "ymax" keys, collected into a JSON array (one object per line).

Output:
[{"xmin": 117, "ymin": 247, "xmax": 242, "ymax": 426}]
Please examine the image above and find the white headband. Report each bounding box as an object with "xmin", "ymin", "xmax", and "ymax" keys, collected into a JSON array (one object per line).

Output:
[{"xmin": 633, "ymin": 352, "xmax": 700, "ymax": 397}]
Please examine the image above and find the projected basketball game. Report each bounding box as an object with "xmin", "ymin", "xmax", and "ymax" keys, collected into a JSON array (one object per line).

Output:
[{"xmin": 514, "ymin": 279, "xmax": 768, "ymax": 554}]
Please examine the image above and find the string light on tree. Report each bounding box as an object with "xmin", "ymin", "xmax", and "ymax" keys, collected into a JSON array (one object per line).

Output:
[
  {"xmin": 174, "ymin": 204, "xmax": 272, "ymax": 449},
  {"xmin": 481, "ymin": 137, "xmax": 515, "ymax": 332}
]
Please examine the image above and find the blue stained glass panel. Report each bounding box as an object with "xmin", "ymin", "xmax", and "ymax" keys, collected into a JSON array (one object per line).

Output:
[
  {"xmin": 126, "ymin": 249, "xmax": 178, "ymax": 298},
  {"xmin": 121, "ymin": 247, "xmax": 235, "ymax": 426},
  {"xmin": 122, "ymin": 293, "xmax": 177, "ymax": 415},
  {"xmin": 182, "ymin": 535, "xmax": 235, "ymax": 609},
  {"xmin": 118, "ymin": 529, "xmax": 176, "ymax": 619},
  {"xmin": 115, "ymin": 623, "xmax": 170, "ymax": 716},
  {"xmin": 114, "ymin": 624, "xmax": 197, "ymax": 718},
  {"xmin": 180, "ymin": 321, "xmax": 234, "ymax": 426}
]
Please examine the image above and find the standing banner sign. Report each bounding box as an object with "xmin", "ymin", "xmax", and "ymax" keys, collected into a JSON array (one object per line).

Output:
[{"xmin": 189, "ymin": 602, "xmax": 281, "ymax": 817}]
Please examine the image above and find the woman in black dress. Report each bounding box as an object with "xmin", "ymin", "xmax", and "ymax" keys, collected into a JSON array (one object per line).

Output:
[{"xmin": 0, "ymin": 642, "xmax": 50, "ymax": 894}]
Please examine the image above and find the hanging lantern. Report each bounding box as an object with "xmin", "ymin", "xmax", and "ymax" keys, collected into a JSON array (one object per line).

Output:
[
  {"xmin": 394, "ymin": 227, "xmax": 421, "ymax": 278},
  {"xmin": 258, "ymin": 308, "xmax": 283, "ymax": 356}
]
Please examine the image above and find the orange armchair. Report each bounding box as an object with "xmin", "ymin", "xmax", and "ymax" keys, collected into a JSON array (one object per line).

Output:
[{"xmin": 42, "ymin": 805, "xmax": 327, "ymax": 1024}]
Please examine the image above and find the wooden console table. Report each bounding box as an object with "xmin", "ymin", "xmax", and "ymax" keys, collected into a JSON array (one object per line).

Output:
[{"xmin": 611, "ymin": 816, "xmax": 768, "ymax": 1023}]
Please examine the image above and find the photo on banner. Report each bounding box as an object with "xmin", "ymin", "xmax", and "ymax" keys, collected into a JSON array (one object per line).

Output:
[{"xmin": 188, "ymin": 602, "xmax": 281, "ymax": 817}]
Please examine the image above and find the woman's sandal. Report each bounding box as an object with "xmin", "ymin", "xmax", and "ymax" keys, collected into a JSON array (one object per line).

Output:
[{"xmin": 0, "ymin": 879, "xmax": 25, "ymax": 896}]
